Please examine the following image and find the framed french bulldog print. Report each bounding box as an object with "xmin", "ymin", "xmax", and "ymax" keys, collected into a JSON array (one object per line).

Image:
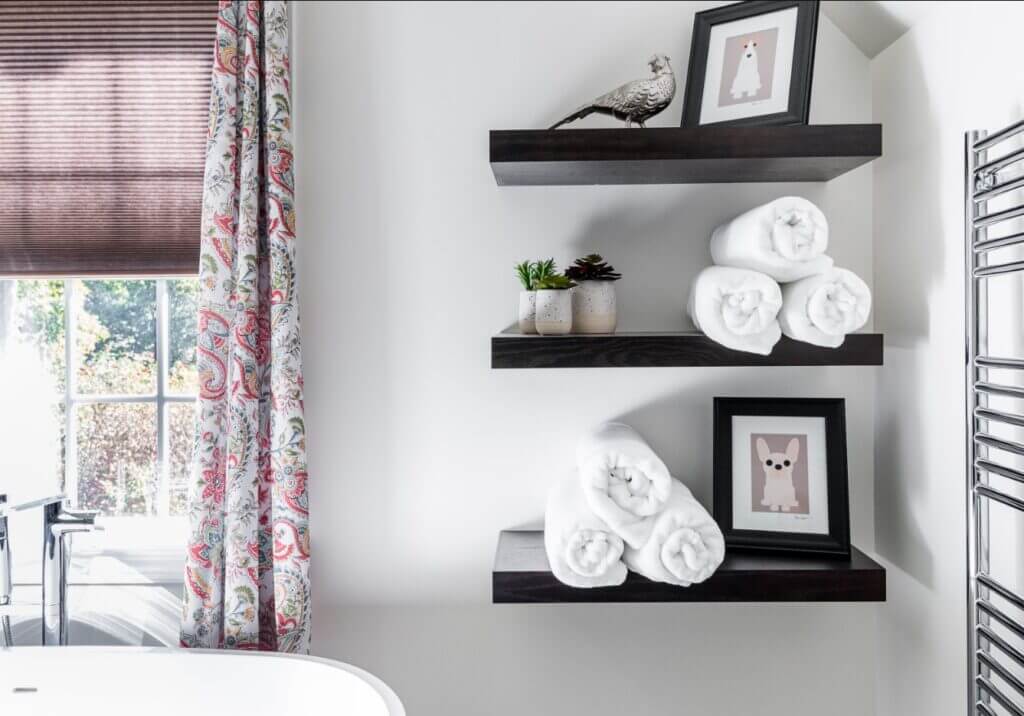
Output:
[
  {"xmin": 713, "ymin": 397, "xmax": 850, "ymax": 557},
  {"xmin": 681, "ymin": 0, "xmax": 819, "ymax": 127}
]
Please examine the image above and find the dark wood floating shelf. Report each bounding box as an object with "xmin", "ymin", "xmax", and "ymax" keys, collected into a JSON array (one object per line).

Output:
[
  {"xmin": 492, "ymin": 330, "xmax": 883, "ymax": 369},
  {"xmin": 490, "ymin": 124, "xmax": 882, "ymax": 186},
  {"xmin": 493, "ymin": 530, "xmax": 886, "ymax": 603}
]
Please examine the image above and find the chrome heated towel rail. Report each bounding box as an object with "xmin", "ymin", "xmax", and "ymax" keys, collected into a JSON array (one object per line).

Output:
[{"xmin": 968, "ymin": 117, "xmax": 1024, "ymax": 716}]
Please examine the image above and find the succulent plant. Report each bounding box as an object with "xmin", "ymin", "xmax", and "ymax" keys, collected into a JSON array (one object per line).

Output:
[
  {"xmin": 514, "ymin": 258, "xmax": 558, "ymax": 290},
  {"xmin": 533, "ymin": 258, "xmax": 557, "ymax": 285},
  {"xmin": 514, "ymin": 261, "xmax": 534, "ymax": 290},
  {"xmin": 535, "ymin": 274, "xmax": 576, "ymax": 290},
  {"xmin": 564, "ymin": 254, "xmax": 621, "ymax": 282}
]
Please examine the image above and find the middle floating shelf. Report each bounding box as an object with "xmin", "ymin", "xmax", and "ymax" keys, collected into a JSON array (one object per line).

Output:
[{"xmin": 492, "ymin": 330, "xmax": 883, "ymax": 369}]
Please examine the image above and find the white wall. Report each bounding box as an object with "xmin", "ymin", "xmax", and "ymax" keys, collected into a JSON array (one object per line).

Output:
[
  {"xmin": 871, "ymin": 3, "xmax": 1024, "ymax": 714},
  {"xmin": 294, "ymin": 3, "xmax": 879, "ymax": 714}
]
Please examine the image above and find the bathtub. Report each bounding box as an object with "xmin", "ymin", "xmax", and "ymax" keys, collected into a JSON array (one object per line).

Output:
[{"xmin": 0, "ymin": 647, "xmax": 404, "ymax": 715}]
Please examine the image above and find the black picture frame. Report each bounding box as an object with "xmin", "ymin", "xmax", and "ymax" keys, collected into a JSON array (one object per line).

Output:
[
  {"xmin": 681, "ymin": 0, "xmax": 819, "ymax": 128},
  {"xmin": 713, "ymin": 397, "xmax": 850, "ymax": 558}
]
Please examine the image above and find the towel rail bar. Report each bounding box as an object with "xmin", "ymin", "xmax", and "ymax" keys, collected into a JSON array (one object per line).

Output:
[
  {"xmin": 973, "ymin": 204, "xmax": 1024, "ymax": 230},
  {"xmin": 976, "ymin": 381, "xmax": 1024, "ymax": 398},
  {"xmin": 975, "ymin": 260, "xmax": 1024, "ymax": 277},
  {"xmin": 974, "ymin": 174, "xmax": 1024, "ymax": 203},
  {"xmin": 979, "ymin": 625, "xmax": 1024, "ymax": 670},
  {"xmin": 978, "ymin": 600, "xmax": 1024, "ymax": 641},
  {"xmin": 976, "ymin": 407, "xmax": 1024, "ymax": 428},
  {"xmin": 977, "ymin": 575, "xmax": 1024, "ymax": 613},
  {"xmin": 966, "ymin": 120, "xmax": 1024, "ymax": 715},
  {"xmin": 977, "ymin": 357, "xmax": 1024, "ymax": 370},
  {"xmin": 974, "ymin": 119, "xmax": 1024, "ymax": 151},
  {"xmin": 975, "ymin": 146, "xmax": 1024, "ymax": 176},
  {"xmin": 977, "ymin": 676, "xmax": 1024, "ymax": 716},
  {"xmin": 974, "ymin": 231, "xmax": 1024, "ymax": 253},
  {"xmin": 977, "ymin": 484, "xmax": 1024, "ymax": 512},
  {"xmin": 978, "ymin": 651, "xmax": 1024, "ymax": 701},
  {"xmin": 976, "ymin": 459, "xmax": 1024, "ymax": 486},
  {"xmin": 976, "ymin": 433, "xmax": 1024, "ymax": 458}
]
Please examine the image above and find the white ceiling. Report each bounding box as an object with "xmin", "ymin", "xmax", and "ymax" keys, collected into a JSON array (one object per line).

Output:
[{"xmin": 821, "ymin": 1, "xmax": 936, "ymax": 58}]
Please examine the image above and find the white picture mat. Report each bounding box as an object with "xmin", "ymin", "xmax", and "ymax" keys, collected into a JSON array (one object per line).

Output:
[
  {"xmin": 699, "ymin": 6, "xmax": 798, "ymax": 124},
  {"xmin": 731, "ymin": 414, "xmax": 830, "ymax": 534}
]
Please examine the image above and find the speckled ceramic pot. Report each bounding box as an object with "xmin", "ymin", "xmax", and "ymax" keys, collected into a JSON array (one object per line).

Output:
[
  {"xmin": 518, "ymin": 290, "xmax": 537, "ymax": 334},
  {"xmin": 534, "ymin": 289, "xmax": 572, "ymax": 335},
  {"xmin": 571, "ymin": 280, "xmax": 617, "ymax": 334}
]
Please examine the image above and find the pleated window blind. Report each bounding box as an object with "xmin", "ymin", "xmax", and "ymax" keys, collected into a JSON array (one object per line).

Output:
[{"xmin": 0, "ymin": 1, "xmax": 218, "ymax": 276}]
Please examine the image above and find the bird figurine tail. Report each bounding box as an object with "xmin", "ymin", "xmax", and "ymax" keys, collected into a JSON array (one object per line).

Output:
[{"xmin": 549, "ymin": 105, "xmax": 596, "ymax": 130}]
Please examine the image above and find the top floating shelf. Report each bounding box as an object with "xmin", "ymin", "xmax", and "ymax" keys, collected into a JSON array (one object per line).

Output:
[{"xmin": 490, "ymin": 124, "xmax": 882, "ymax": 186}]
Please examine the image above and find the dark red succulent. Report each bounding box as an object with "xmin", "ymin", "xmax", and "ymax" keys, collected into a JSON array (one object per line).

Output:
[{"xmin": 564, "ymin": 254, "xmax": 621, "ymax": 281}]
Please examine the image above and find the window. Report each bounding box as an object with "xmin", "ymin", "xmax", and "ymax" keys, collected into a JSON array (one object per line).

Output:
[{"xmin": 7, "ymin": 278, "xmax": 198, "ymax": 582}]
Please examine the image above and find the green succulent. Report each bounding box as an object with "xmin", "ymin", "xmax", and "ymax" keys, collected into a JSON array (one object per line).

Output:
[
  {"xmin": 535, "ymin": 274, "xmax": 576, "ymax": 290},
  {"xmin": 564, "ymin": 254, "xmax": 622, "ymax": 282},
  {"xmin": 514, "ymin": 261, "xmax": 534, "ymax": 290},
  {"xmin": 514, "ymin": 258, "xmax": 559, "ymax": 290}
]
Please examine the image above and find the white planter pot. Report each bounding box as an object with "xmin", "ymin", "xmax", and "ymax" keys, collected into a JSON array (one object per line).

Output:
[
  {"xmin": 571, "ymin": 280, "xmax": 617, "ymax": 334},
  {"xmin": 518, "ymin": 290, "xmax": 537, "ymax": 334},
  {"xmin": 534, "ymin": 289, "xmax": 572, "ymax": 335}
]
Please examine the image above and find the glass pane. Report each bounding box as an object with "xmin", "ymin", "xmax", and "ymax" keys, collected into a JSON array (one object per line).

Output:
[
  {"xmin": 76, "ymin": 403, "xmax": 156, "ymax": 516},
  {"xmin": 10, "ymin": 279, "xmax": 65, "ymax": 394},
  {"xmin": 168, "ymin": 402, "xmax": 196, "ymax": 516},
  {"xmin": 0, "ymin": 280, "xmax": 65, "ymax": 502},
  {"xmin": 75, "ymin": 279, "xmax": 156, "ymax": 395},
  {"xmin": 167, "ymin": 278, "xmax": 198, "ymax": 395}
]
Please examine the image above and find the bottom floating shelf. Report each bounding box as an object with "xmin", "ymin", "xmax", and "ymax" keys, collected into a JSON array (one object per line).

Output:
[{"xmin": 493, "ymin": 530, "xmax": 886, "ymax": 603}]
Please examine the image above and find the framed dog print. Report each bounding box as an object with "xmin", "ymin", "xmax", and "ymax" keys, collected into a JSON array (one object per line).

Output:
[
  {"xmin": 681, "ymin": 1, "xmax": 819, "ymax": 127},
  {"xmin": 713, "ymin": 397, "xmax": 850, "ymax": 557}
]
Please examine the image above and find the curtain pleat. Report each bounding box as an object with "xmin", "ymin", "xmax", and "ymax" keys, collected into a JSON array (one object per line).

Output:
[{"xmin": 180, "ymin": 0, "xmax": 309, "ymax": 654}]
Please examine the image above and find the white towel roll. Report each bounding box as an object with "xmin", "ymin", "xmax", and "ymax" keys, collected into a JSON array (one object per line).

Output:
[
  {"xmin": 710, "ymin": 196, "xmax": 833, "ymax": 282},
  {"xmin": 687, "ymin": 266, "xmax": 782, "ymax": 355},
  {"xmin": 544, "ymin": 473, "xmax": 627, "ymax": 588},
  {"xmin": 623, "ymin": 478, "xmax": 725, "ymax": 587},
  {"xmin": 779, "ymin": 268, "xmax": 872, "ymax": 347},
  {"xmin": 577, "ymin": 422, "xmax": 672, "ymax": 549}
]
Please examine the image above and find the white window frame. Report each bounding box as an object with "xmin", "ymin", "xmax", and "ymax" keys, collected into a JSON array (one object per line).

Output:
[{"xmin": 60, "ymin": 278, "xmax": 196, "ymax": 584}]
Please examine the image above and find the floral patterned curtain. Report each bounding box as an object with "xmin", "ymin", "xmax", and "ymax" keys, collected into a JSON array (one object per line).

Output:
[{"xmin": 181, "ymin": 0, "xmax": 310, "ymax": 653}]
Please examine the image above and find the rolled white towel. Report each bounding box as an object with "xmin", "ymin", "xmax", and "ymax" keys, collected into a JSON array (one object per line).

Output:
[
  {"xmin": 710, "ymin": 196, "xmax": 833, "ymax": 282},
  {"xmin": 623, "ymin": 478, "xmax": 725, "ymax": 587},
  {"xmin": 544, "ymin": 472, "xmax": 627, "ymax": 588},
  {"xmin": 779, "ymin": 268, "xmax": 872, "ymax": 348},
  {"xmin": 687, "ymin": 266, "xmax": 782, "ymax": 355},
  {"xmin": 577, "ymin": 422, "xmax": 672, "ymax": 549}
]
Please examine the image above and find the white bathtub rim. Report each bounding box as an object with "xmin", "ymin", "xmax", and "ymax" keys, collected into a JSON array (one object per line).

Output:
[{"xmin": 3, "ymin": 646, "xmax": 405, "ymax": 716}]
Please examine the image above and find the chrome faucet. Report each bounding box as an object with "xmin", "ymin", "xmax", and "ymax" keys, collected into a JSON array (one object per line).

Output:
[
  {"xmin": 42, "ymin": 502, "xmax": 101, "ymax": 645},
  {"xmin": 0, "ymin": 495, "xmax": 12, "ymax": 647}
]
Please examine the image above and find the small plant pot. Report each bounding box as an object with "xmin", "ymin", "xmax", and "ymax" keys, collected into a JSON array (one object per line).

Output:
[
  {"xmin": 571, "ymin": 280, "xmax": 617, "ymax": 334},
  {"xmin": 534, "ymin": 289, "xmax": 572, "ymax": 335},
  {"xmin": 518, "ymin": 290, "xmax": 538, "ymax": 334}
]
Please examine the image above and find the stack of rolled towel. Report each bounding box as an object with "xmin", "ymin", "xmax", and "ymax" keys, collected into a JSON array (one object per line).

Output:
[
  {"xmin": 545, "ymin": 422, "xmax": 725, "ymax": 588},
  {"xmin": 687, "ymin": 197, "xmax": 872, "ymax": 355}
]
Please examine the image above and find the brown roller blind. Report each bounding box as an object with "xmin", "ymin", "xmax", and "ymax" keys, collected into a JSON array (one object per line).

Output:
[{"xmin": 0, "ymin": 1, "xmax": 218, "ymax": 276}]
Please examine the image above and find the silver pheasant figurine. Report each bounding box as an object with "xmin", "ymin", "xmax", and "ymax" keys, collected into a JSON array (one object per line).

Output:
[{"xmin": 549, "ymin": 55, "xmax": 676, "ymax": 129}]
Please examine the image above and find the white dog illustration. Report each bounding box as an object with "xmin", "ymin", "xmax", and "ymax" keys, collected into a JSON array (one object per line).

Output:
[
  {"xmin": 756, "ymin": 437, "xmax": 800, "ymax": 512},
  {"xmin": 730, "ymin": 40, "xmax": 761, "ymax": 99}
]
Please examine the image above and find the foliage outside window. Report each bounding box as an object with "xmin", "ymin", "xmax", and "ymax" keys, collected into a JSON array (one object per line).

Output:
[{"xmin": 12, "ymin": 279, "xmax": 198, "ymax": 518}]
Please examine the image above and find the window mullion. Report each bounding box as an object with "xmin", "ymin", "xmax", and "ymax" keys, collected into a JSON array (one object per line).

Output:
[
  {"xmin": 155, "ymin": 280, "xmax": 170, "ymax": 518},
  {"xmin": 63, "ymin": 279, "xmax": 78, "ymax": 509}
]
